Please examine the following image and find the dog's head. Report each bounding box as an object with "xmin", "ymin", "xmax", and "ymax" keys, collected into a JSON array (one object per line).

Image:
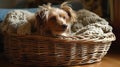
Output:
[{"xmin": 35, "ymin": 2, "xmax": 76, "ymax": 36}]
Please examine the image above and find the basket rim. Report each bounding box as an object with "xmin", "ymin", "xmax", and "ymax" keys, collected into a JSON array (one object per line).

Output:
[{"xmin": 3, "ymin": 32, "xmax": 116, "ymax": 44}]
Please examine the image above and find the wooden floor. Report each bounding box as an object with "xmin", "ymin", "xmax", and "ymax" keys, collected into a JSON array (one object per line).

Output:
[
  {"xmin": 0, "ymin": 52, "xmax": 120, "ymax": 67},
  {"xmin": 72, "ymin": 53, "xmax": 120, "ymax": 67}
]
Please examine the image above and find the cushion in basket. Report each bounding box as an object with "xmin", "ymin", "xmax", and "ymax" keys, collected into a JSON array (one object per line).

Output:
[
  {"xmin": 0, "ymin": 8, "xmax": 37, "ymax": 53},
  {"xmin": 0, "ymin": 8, "xmax": 37, "ymax": 22}
]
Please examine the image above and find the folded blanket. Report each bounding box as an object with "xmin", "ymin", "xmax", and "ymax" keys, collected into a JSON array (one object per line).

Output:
[{"xmin": 71, "ymin": 9, "xmax": 114, "ymax": 39}]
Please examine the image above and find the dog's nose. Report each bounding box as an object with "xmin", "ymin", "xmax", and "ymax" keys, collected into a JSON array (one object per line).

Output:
[{"xmin": 62, "ymin": 24, "xmax": 67, "ymax": 29}]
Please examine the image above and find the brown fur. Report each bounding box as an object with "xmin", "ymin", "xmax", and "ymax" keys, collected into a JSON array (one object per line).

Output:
[{"xmin": 35, "ymin": 2, "xmax": 76, "ymax": 36}]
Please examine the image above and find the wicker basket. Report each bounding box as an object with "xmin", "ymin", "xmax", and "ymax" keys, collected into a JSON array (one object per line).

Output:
[{"xmin": 4, "ymin": 32, "xmax": 115, "ymax": 66}]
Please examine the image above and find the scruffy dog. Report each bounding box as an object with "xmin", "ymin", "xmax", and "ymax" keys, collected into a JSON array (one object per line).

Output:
[
  {"xmin": 1, "ymin": 2, "xmax": 76, "ymax": 36},
  {"xmin": 35, "ymin": 2, "xmax": 76, "ymax": 36}
]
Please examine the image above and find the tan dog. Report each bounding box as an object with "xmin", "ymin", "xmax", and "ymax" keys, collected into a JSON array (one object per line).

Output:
[
  {"xmin": 35, "ymin": 2, "xmax": 76, "ymax": 36},
  {"xmin": 1, "ymin": 2, "xmax": 76, "ymax": 36}
]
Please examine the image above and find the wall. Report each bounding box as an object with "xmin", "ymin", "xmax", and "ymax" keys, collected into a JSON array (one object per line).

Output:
[
  {"xmin": 113, "ymin": 0, "xmax": 120, "ymax": 29},
  {"xmin": 0, "ymin": 0, "xmax": 66, "ymax": 8},
  {"xmin": 0, "ymin": 0, "xmax": 28, "ymax": 8}
]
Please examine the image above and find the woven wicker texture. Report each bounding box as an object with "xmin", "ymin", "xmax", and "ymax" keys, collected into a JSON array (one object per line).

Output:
[
  {"xmin": 4, "ymin": 32, "xmax": 115, "ymax": 66},
  {"xmin": 3, "ymin": 9, "xmax": 116, "ymax": 66}
]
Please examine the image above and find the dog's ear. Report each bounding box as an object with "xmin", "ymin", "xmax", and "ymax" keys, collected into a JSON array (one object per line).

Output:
[
  {"xmin": 35, "ymin": 10, "xmax": 47, "ymax": 25},
  {"xmin": 35, "ymin": 3, "xmax": 52, "ymax": 25},
  {"xmin": 60, "ymin": 2, "xmax": 77, "ymax": 22},
  {"xmin": 34, "ymin": 3, "xmax": 52, "ymax": 33}
]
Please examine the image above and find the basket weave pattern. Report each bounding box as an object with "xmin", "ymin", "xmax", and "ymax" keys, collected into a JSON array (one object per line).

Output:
[{"xmin": 4, "ymin": 34, "xmax": 114, "ymax": 66}]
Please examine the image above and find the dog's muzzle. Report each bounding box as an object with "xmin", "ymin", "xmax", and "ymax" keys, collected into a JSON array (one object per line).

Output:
[{"xmin": 61, "ymin": 24, "xmax": 67, "ymax": 29}]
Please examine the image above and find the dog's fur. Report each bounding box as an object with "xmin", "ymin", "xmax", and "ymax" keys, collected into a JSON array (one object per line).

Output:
[{"xmin": 1, "ymin": 2, "xmax": 76, "ymax": 36}]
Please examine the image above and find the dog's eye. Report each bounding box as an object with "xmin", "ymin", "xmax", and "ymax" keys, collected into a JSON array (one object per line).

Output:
[
  {"xmin": 59, "ymin": 14, "xmax": 62, "ymax": 17},
  {"xmin": 63, "ymin": 16, "xmax": 66, "ymax": 19},
  {"xmin": 59, "ymin": 14, "xmax": 66, "ymax": 19}
]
